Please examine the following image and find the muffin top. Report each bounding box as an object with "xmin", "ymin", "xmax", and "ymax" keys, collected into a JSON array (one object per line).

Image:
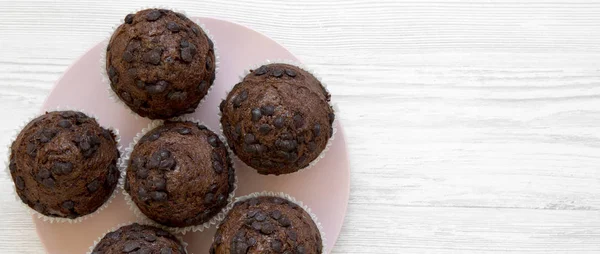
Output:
[
  {"xmin": 210, "ymin": 196, "xmax": 323, "ymax": 254},
  {"xmin": 91, "ymin": 223, "xmax": 186, "ymax": 254},
  {"xmin": 9, "ymin": 111, "xmax": 120, "ymax": 219},
  {"xmin": 125, "ymin": 121, "xmax": 234, "ymax": 227},
  {"xmin": 106, "ymin": 8, "xmax": 216, "ymax": 119},
  {"xmin": 220, "ymin": 63, "xmax": 334, "ymax": 175}
]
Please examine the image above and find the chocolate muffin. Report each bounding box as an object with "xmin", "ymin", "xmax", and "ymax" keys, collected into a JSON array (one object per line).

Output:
[
  {"xmin": 106, "ymin": 8, "xmax": 216, "ymax": 119},
  {"xmin": 220, "ymin": 63, "xmax": 334, "ymax": 175},
  {"xmin": 8, "ymin": 111, "xmax": 120, "ymax": 219},
  {"xmin": 210, "ymin": 196, "xmax": 323, "ymax": 254},
  {"xmin": 125, "ymin": 121, "xmax": 235, "ymax": 227},
  {"xmin": 91, "ymin": 223, "xmax": 186, "ymax": 254}
]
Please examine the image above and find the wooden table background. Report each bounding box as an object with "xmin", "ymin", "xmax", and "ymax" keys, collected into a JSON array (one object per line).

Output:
[{"xmin": 1, "ymin": 0, "xmax": 599, "ymax": 253}]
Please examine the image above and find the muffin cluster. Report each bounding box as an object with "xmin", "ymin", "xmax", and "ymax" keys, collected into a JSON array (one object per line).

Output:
[{"xmin": 9, "ymin": 7, "xmax": 334, "ymax": 254}]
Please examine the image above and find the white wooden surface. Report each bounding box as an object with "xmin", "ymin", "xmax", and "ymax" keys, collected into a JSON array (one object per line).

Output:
[{"xmin": 1, "ymin": 0, "xmax": 599, "ymax": 253}]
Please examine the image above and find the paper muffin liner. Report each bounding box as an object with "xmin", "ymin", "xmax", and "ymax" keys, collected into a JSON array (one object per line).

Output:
[
  {"xmin": 86, "ymin": 221, "xmax": 189, "ymax": 254},
  {"xmin": 218, "ymin": 59, "xmax": 339, "ymax": 174},
  {"xmin": 100, "ymin": 7, "xmax": 220, "ymax": 120},
  {"xmin": 3, "ymin": 106, "xmax": 124, "ymax": 224},
  {"xmin": 215, "ymin": 191, "xmax": 327, "ymax": 253},
  {"xmin": 120, "ymin": 116, "xmax": 238, "ymax": 234}
]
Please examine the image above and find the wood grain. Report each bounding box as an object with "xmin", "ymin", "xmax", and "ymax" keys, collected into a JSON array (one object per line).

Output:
[{"xmin": 0, "ymin": 0, "xmax": 599, "ymax": 253}]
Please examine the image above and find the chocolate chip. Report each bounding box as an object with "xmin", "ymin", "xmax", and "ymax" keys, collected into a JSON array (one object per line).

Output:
[
  {"xmin": 191, "ymin": 26, "xmax": 199, "ymax": 35},
  {"xmin": 38, "ymin": 129, "xmax": 57, "ymax": 143},
  {"xmin": 175, "ymin": 12, "xmax": 188, "ymax": 21},
  {"xmin": 293, "ymin": 114, "xmax": 305, "ymax": 128},
  {"xmin": 135, "ymin": 80, "xmax": 145, "ymax": 89},
  {"xmin": 297, "ymin": 245, "xmax": 306, "ymax": 254},
  {"xmin": 313, "ymin": 123, "xmax": 321, "ymax": 136},
  {"xmin": 8, "ymin": 159, "xmax": 16, "ymax": 173},
  {"xmin": 274, "ymin": 117, "xmax": 285, "ymax": 128},
  {"xmin": 247, "ymin": 237, "xmax": 257, "ymax": 246},
  {"xmin": 154, "ymin": 178, "xmax": 166, "ymax": 191},
  {"xmin": 271, "ymin": 210, "xmax": 282, "ymax": 220},
  {"xmin": 146, "ymin": 80, "xmax": 168, "ymax": 94},
  {"xmin": 52, "ymin": 162, "xmax": 73, "ymax": 175},
  {"xmin": 279, "ymin": 216, "xmax": 291, "ymax": 227},
  {"xmin": 122, "ymin": 241, "xmax": 140, "ymax": 252},
  {"xmin": 251, "ymin": 221, "xmax": 262, "ymax": 231},
  {"xmin": 251, "ymin": 108, "xmax": 262, "ymax": 122},
  {"xmin": 260, "ymin": 105, "xmax": 275, "ymax": 116},
  {"xmin": 166, "ymin": 22, "xmax": 180, "ymax": 32},
  {"xmin": 181, "ymin": 43, "xmax": 197, "ymax": 62},
  {"xmin": 37, "ymin": 169, "xmax": 50, "ymax": 179},
  {"xmin": 199, "ymin": 80, "xmax": 208, "ymax": 92},
  {"xmin": 206, "ymin": 57, "xmax": 212, "ymax": 70},
  {"xmin": 211, "ymin": 150, "xmax": 222, "ymax": 162},
  {"xmin": 123, "ymin": 51, "xmax": 134, "ymax": 62},
  {"xmin": 160, "ymin": 247, "xmax": 172, "ymax": 254},
  {"xmin": 244, "ymin": 133, "xmax": 255, "ymax": 144},
  {"xmin": 285, "ymin": 69, "xmax": 297, "ymax": 77},
  {"xmin": 217, "ymin": 194, "xmax": 226, "ymax": 204},
  {"xmin": 273, "ymin": 197, "xmax": 284, "ymax": 204},
  {"xmin": 156, "ymin": 229, "xmax": 170, "ymax": 237},
  {"xmin": 143, "ymin": 48, "xmax": 162, "ymax": 65},
  {"xmin": 144, "ymin": 234, "xmax": 156, "ymax": 242},
  {"xmin": 286, "ymin": 228, "xmax": 297, "ymax": 241},
  {"xmin": 271, "ymin": 239, "xmax": 283, "ymax": 252},
  {"xmin": 247, "ymin": 210, "xmax": 258, "ymax": 218},
  {"xmin": 42, "ymin": 178, "xmax": 55, "ymax": 188},
  {"xmin": 260, "ymin": 222, "xmax": 275, "ymax": 235},
  {"xmin": 167, "ymin": 91, "xmax": 187, "ymax": 101},
  {"xmin": 26, "ymin": 143, "xmax": 36, "ymax": 157},
  {"xmin": 125, "ymin": 179, "xmax": 130, "ymax": 192},
  {"xmin": 87, "ymin": 179, "xmax": 100, "ymax": 192},
  {"xmin": 272, "ymin": 68, "xmax": 283, "ymax": 77},
  {"xmin": 297, "ymin": 155, "xmax": 308, "ymax": 165},
  {"xmin": 159, "ymin": 158, "xmax": 175, "ymax": 170},
  {"xmin": 107, "ymin": 231, "xmax": 121, "ymax": 240},
  {"xmin": 62, "ymin": 200, "xmax": 74, "ymax": 210},
  {"xmin": 15, "ymin": 176, "xmax": 24, "ymax": 190},
  {"xmin": 208, "ymin": 183, "xmax": 218, "ymax": 193},
  {"xmin": 259, "ymin": 124, "xmax": 271, "ymax": 134},
  {"xmin": 124, "ymin": 14, "xmax": 134, "ymax": 24},
  {"xmin": 138, "ymin": 248, "xmax": 151, "ymax": 254},
  {"xmin": 255, "ymin": 211, "xmax": 266, "ymax": 221},
  {"xmin": 136, "ymin": 167, "xmax": 148, "ymax": 179},
  {"xmin": 177, "ymin": 127, "xmax": 191, "ymax": 135},
  {"xmin": 148, "ymin": 132, "xmax": 161, "ymax": 142},
  {"xmin": 249, "ymin": 198, "xmax": 259, "ymax": 206},
  {"xmin": 58, "ymin": 119, "xmax": 71, "ymax": 128},
  {"xmin": 151, "ymin": 191, "xmax": 167, "ymax": 201},
  {"xmin": 102, "ymin": 128, "xmax": 114, "ymax": 141},
  {"xmin": 254, "ymin": 66, "xmax": 267, "ymax": 76},
  {"xmin": 276, "ymin": 139, "xmax": 297, "ymax": 152},
  {"xmin": 213, "ymin": 161, "xmax": 223, "ymax": 174},
  {"xmin": 204, "ymin": 193, "xmax": 214, "ymax": 204},
  {"xmin": 121, "ymin": 91, "xmax": 132, "ymax": 102},
  {"xmin": 308, "ymin": 141, "xmax": 317, "ymax": 152},
  {"xmin": 146, "ymin": 10, "xmax": 162, "ymax": 21},
  {"xmin": 329, "ymin": 112, "xmax": 335, "ymax": 124},
  {"xmin": 197, "ymin": 124, "xmax": 208, "ymax": 130},
  {"xmin": 233, "ymin": 124, "xmax": 241, "ymax": 140},
  {"xmin": 107, "ymin": 164, "xmax": 119, "ymax": 185},
  {"xmin": 34, "ymin": 202, "xmax": 45, "ymax": 213},
  {"xmin": 108, "ymin": 66, "xmax": 118, "ymax": 83},
  {"xmin": 207, "ymin": 135, "xmax": 219, "ymax": 147},
  {"xmin": 180, "ymin": 39, "xmax": 190, "ymax": 48}
]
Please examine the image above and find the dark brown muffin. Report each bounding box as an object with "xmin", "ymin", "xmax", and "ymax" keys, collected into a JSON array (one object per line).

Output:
[
  {"xmin": 125, "ymin": 121, "xmax": 235, "ymax": 227},
  {"xmin": 210, "ymin": 196, "xmax": 323, "ymax": 254},
  {"xmin": 91, "ymin": 223, "xmax": 186, "ymax": 254},
  {"xmin": 106, "ymin": 8, "xmax": 216, "ymax": 119},
  {"xmin": 220, "ymin": 63, "xmax": 334, "ymax": 175},
  {"xmin": 8, "ymin": 111, "xmax": 120, "ymax": 219}
]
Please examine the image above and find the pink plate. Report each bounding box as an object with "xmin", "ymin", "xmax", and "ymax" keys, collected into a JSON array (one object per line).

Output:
[{"xmin": 36, "ymin": 17, "xmax": 349, "ymax": 253}]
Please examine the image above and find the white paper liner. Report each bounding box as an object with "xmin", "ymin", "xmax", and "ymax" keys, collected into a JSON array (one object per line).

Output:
[
  {"xmin": 86, "ymin": 221, "xmax": 189, "ymax": 254},
  {"xmin": 218, "ymin": 59, "xmax": 339, "ymax": 174},
  {"xmin": 216, "ymin": 191, "xmax": 327, "ymax": 253},
  {"xmin": 100, "ymin": 7, "xmax": 220, "ymax": 120},
  {"xmin": 120, "ymin": 116, "xmax": 238, "ymax": 234},
  {"xmin": 3, "ymin": 107, "xmax": 124, "ymax": 224}
]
